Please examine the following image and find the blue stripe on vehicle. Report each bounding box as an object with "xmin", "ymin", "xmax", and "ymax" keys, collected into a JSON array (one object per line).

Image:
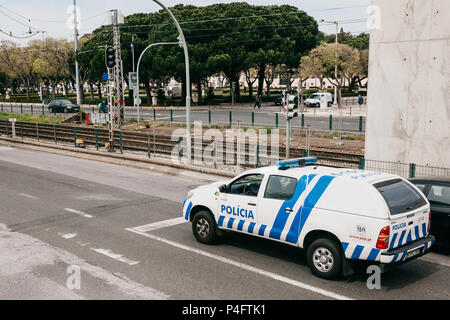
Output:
[
  {"xmin": 227, "ymin": 218, "xmax": 235, "ymax": 229},
  {"xmin": 218, "ymin": 216, "xmax": 225, "ymax": 227},
  {"xmin": 400, "ymin": 250, "xmax": 408, "ymax": 261},
  {"xmin": 351, "ymin": 245, "xmax": 364, "ymax": 259},
  {"xmin": 423, "ymin": 242, "xmax": 428, "ymax": 251},
  {"xmin": 414, "ymin": 226, "xmax": 420, "ymax": 240},
  {"xmin": 248, "ymin": 222, "xmax": 256, "ymax": 233},
  {"xmin": 367, "ymin": 248, "xmax": 380, "ymax": 261},
  {"xmin": 397, "ymin": 230, "xmax": 406, "ymax": 247},
  {"xmin": 422, "ymin": 223, "xmax": 426, "ymax": 237},
  {"xmin": 286, "ymin": 175, "xmax": 334, "ymax": 244},
  {"xmin": 237, "ymin": 220, "xmax": 245, "ymax": 231},
  {"xmin": 184, "ymin": 202, "xmax": 193, "ymax": 220},
  {"xmin": 258, "ymin": 224, "xmax": 267, "ymax": 236},
  {"xmin": 182, "ymin": 199, "xmax": 187, "ymax": 208},
  {"xmin": 406, "ymin": 230, "xmax": 412, "ymax": 244},
  {"xmin": 341, "ymin": 242, "xmax": 349, "ymax": 253},
  {"xmin": 389, "ymin": 233, "xmax": 398, "ymax": 250},
  {"xmin": 269, "ymin": 175, "xmax": 307, "ymax": 240},
  {"xmin": 391, "ymin": 253, "xmax": 399, "ymax": 263}
]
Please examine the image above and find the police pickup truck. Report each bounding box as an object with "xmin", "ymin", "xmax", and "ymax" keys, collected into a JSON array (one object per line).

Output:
[{"xmin": 182, "ymin": 158, "xmax": 434, "ymax": 279}]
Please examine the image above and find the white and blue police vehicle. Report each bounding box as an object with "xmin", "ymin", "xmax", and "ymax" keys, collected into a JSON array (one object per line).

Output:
[{"xmin": 182, "ymin": 158, "xmax": 434, "ymax": 279}]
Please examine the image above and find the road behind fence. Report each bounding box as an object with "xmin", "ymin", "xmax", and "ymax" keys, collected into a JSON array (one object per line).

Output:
[{"xmin": 1, "ymin": 102, "xmax": 366, "ymax": 133}]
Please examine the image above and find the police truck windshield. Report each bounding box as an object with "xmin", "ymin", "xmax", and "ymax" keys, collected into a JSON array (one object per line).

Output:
[{"xmin": 374, "ymin": 179, "xmax": 427, "ymax": 215}]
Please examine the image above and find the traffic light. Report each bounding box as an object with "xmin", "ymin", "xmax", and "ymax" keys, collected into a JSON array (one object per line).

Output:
[
  {"xmin": 286, "ymin": 94, "xmax": 298, "ymax": 120},
  {"xmin": 105, "ymin": 46, "xmax": 116, "ymax": 68}
]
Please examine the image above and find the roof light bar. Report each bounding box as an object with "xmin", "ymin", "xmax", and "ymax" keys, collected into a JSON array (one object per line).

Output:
[{"xmin": 275, "ymin": 157, "xmax": 318, "ymax": 169}]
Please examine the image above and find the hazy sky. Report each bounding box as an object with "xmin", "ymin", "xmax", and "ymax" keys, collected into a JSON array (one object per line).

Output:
[{"xmin": 0, "ymin": 0, "xmax": 370, "ymax": 45}]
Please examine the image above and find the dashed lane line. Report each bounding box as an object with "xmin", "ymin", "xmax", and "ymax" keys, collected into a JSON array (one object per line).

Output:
[
  {"xmin": 18, "ymin": 193, "xmax": 40, "ymax": 200},
  {"xmin": 64, "ymin": 208, "xmax": 93, "ymax": 219},
  {"xmin": 91, "ymin": 248, "xmax": 140, "ymax": 266},
  {"xmin": 128, "ymin": 217, "xmax": 187, "ymax": 233}
]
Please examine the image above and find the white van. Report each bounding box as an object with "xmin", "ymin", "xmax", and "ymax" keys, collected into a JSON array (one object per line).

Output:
[{"xmin": 304, "ymin": 92, "xmax": 333, "ymax": 108}]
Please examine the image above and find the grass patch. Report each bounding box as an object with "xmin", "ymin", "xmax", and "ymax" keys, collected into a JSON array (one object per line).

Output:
[{"xmin": 0, "ymin": 113, "xmax": 66, "ymax": 124}]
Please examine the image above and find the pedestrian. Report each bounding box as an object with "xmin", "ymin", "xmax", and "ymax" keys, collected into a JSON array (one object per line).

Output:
[
  {"xmin": 358, "ymin": 94, "xmax": 364, "ymax": 109},
  {"xmin": 253, "ymin": 94, "xmax": 262, "ymax": 109},
  {"xmin": 98, "ymin": 101, "xmax": 107, "ymax": 113}
]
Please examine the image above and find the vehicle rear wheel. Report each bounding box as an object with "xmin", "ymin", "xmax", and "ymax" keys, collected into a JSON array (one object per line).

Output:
[
  {"xmin": 192, "ymin": 211, "xmax": 217, "ymax": 244},
  {"xmin": 306, "ymin": 238, "xmax": 343, "ymax": 280}
]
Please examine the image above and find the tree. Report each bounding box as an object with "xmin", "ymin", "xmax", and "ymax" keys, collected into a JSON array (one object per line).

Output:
[
  {"xmin": 315, "ymin": 43, "xmax": 360, "ymax": 106},
  {"xmin": 299, "ymin": 51, "xmax": 326, "ymax": 89},
  {"xmin": 0, "ymin": 41, "xmax": 37, "ymax": 100},
  {"xmin": 79, "ymin": 3, "xmax": 321, "ymax": 105},
  {"xmin": 32, "ymin": 39, "xmax": 73, "ymax": 100}
]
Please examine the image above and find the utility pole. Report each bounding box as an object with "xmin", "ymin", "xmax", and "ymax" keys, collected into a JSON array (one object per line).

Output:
[
  {"xmin": 131, "ymin": 34, "xmax": 135, "ymax": 72},
  {"xmin": 73, "ymin": 0, "xmax": 81, "ymax": 106},
  {"xmin": 321, "ymin": 19, "xmax": 338, "ymax": 106},
  {"xmin": 334, "ymin": 21, "xmax": 338, "ymax": 107},
  {"xmin": 322, "ymin": 19, "xmax": 343, "ymax": 147},
  {"xmin": 112, "ymin": 9, "xmax": 125, "ymax": 124}
]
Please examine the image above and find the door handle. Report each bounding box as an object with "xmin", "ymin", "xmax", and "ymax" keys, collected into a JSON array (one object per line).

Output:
[
  {"xmin": 284, "ymin": 207, "xmax": 293, "ymax": 213},
  {"xmin": 248, "ymin": 203, "xmax": 256, "ymax": 206}
]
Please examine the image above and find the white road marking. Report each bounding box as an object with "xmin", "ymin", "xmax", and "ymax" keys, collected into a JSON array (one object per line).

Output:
[
  {"xmin": 18, "ymin": 193, "xmax": 39, "ymax": 200},
  {"xmin": 59, "ymin": 233, "xmax": 77, "ymax": 239},
  {"xmin": 64, "ymin": 208, "xmax": 93, "ymax": 219},
  {"xmin": 129, "ymin": 217, "xmax": 187, "ymax": 233},
  {"xmin": 91, "ymin": 248, "xmax": 140, "ymax": 266},
  {"xmin": 125, "ymin": 228, "xmax": 353, "ymax": 300},
  {"xmin": 0, "ymin": 146, "xmax": 12, "ymax": 151}
]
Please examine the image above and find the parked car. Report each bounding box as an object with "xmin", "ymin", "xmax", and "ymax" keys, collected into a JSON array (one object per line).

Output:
[
  {"xmin": 48, "ymin": 100, "xmax": 80, "ymax": 113},
  {"xmin": 304, "ymin": 92, "xmax": 333, "ymax": 108},
  {"xmin": 274, "ymin": 95, "xmax": 283, "ymax": 106},
  {"xmin": 410, "ymin": 177, "xmax": 450, "ymax": 251}
]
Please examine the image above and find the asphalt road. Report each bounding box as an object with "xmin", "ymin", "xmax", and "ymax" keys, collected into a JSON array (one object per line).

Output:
[
  {"xmin": 0, "ymin": 145, "xmax": 448, "ymax": 300},
  {"xmin": 2, "ymin": 103, "xmax": 365, "ymax": 132},
  {"xmin": 128, "ymin": 108, "xmax": 365, "ymax": 132}
]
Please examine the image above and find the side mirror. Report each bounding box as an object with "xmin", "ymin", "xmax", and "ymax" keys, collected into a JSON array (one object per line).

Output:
[{"xmin": 219, "ymin": 184, "xmax": 227, "ymax": 193}]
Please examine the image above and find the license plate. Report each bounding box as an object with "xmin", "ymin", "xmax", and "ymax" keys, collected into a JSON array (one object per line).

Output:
[{"xmin": 406, "ymin": 248, "xmax": 422, "ymax": 259}]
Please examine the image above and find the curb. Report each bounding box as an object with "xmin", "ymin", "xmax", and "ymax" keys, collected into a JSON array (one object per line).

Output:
[{"xmin": 0, "ymin": 136, "xmax": 237, "ymax": 178}]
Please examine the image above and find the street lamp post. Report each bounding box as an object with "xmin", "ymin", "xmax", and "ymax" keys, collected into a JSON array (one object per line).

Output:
[
  {"xmin": 73, "ymin": 0, "xmax": 81, "ymax": 106},
  {"xmin": 136, "ymin": 42, "xmax": 180, "ymax": 124},
  {"xmin": 152, "ymin": 0, "xmax": 192, "ymax": 164}
]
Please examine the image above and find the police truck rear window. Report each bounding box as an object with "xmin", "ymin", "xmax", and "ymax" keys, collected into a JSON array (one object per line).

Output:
[{"xmin": 374, "ymin": 179, "xmax": 427, "ymax": 215}]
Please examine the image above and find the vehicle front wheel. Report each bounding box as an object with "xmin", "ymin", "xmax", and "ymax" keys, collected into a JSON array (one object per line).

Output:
[
  {"xmin": 306, "ymin": 238, "xmax": 343, "ymax": 280},
  {"xmin": 192, "ymin": 211, "xmax": 217, "ymax": 244}
]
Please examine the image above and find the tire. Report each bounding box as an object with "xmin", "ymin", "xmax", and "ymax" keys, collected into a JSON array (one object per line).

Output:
[
  {"xmin": 192, "ymin": 211, "xmax": 217, "ymax": 244},
  {"xmin": 306, "ymin": 238, "xmax": 343, "ymax": 280}
]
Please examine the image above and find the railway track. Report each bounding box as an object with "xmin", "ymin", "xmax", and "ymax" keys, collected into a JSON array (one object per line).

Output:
[{"xmin": 0, "ymin": 120, "xmax": 362, "ymax": 168}]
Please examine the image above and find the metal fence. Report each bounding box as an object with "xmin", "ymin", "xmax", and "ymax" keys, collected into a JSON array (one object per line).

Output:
[
  {"xmin": 0, "ymin": 102, "xmax": 366, "ymax": 133},
  {"xmin": 360, "ymin": 159, "xmax": 450, "ymax": 178}
]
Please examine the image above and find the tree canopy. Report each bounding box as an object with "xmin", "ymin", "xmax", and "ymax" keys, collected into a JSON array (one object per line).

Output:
[{"xmin": 78, "ymin": 2, "xmax": 322, "ymax": 102}]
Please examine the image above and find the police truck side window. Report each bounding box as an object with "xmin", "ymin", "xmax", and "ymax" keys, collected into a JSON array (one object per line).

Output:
[
  {"xmin": 264, "ymin": 175, "xmax": 297, "ymax": 200},
  {"xmin": 228, "ymin": 174, "xmax": 264, "ymax": 196}
]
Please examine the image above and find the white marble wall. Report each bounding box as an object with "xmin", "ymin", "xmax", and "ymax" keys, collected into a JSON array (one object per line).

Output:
[{"xmin": 365, "ymin": 0, "xmax": 450, "ymax": 168}]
